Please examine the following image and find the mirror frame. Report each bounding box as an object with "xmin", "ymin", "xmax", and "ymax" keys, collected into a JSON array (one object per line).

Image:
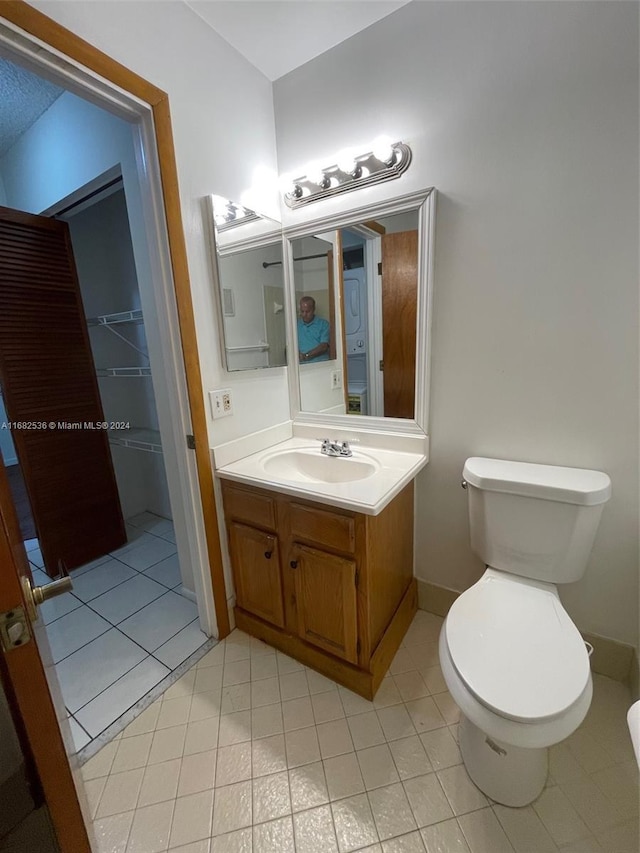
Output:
[
  {"xmin": 283, "ymin": 187, "xmax": 436, "ymax": 436},
  {"xmin": 205, "ymin": 195, "xmax": 285, "ymax": 373}
]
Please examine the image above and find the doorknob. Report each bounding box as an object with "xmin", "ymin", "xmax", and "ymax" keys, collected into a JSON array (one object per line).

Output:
[{"xmin": 21, "ymin": 574, "xmax": 73, "ymax": 622}]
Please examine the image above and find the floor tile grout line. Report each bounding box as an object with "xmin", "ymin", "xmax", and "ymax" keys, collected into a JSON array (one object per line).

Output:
[
  {"xmin": 77, "ymin": 583, "xmax": 198, "ymax": 653},
  {"xmin": 70, "ymin": 633, "xmax": 172, "ymax": 717},
  {"xmin": 78, "ymin": 637, "xmax": 217, "ymax": 765},
  {"xmin": 70, "ymin": 712, "xmax": 92, "ymax": 740},
  {"xmin": 148, "ymin": 617, "xmax": 204, "ymax": 668},
  {"xmin": 47, "ymin": 572, "xmax": 186, "ymax": 652},
  {"xmin": 39, "ymin": 546, "xmax": 179, "ymax": 621},
  {"xmin": 48, "ymin": 595, "xmax": 169, "ymax": 667},
  {"xmin": 50, "ymin": 622, "xmax": 113, "ymax": 668},
  {"xmin": 107, "ymin": 546, "xmax": 179, "ymax": 576},
  {"xmin": 78, "ymin": 612, "xmax": 208, "ymax": 720},
  {"xmin": 89, "ymin": 630, "xmax": 637, "ymax": 852}
]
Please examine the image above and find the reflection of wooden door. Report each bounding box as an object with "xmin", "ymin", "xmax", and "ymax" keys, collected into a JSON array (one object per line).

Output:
[
  {"xmin": 333, "ymin": 234, "xmax": 350, "ymax": 412},
  {"xmin": 327, "ymin": 248, "xmax": 337, "ymax": 360},
  {"xmin": 292, "ymin": 543, "xmax": 358, "ymax": 663},
  {"xmin": 0, "ymin": 206, "xmax": 126, "ymax": 575},
  {"xmin": 381, "ymin": 231, "xmax": 418, "ymax": 419},
  {"xmin": 0, "ymin": 458, "xmax": 91, "ymax": 851}
]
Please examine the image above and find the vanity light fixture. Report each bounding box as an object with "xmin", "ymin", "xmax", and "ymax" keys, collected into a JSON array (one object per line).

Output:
[
  {"xmin": 211, "ymin": 195, "xmax": 261, "ymax": 232},
  {"xmin": 283, "ymin": 140, "xmax": 412, "ymax": 209}
]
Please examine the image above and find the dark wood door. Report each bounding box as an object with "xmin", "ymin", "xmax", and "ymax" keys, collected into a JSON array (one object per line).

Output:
[
  {"xmin": 0, "ymin": 206, "xmax": 126, "ymax": 575},
  {"xmin": 292, "ymin": 543, "xmax": 358, "ymax": 664},
  {"xmin": 229, "ymin": 522, "xmax": 285, "ymax": 628},
  {"xmin": 381, "ymin": 230, "xmax": 418, "ymax": 419}
]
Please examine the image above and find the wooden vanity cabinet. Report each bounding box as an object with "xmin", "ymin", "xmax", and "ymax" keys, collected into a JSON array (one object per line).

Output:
[
  {"xmin": 228, "ymin": 523, "xmax": 284, "ymax": 628},
  {"xmin": 220, "ymin": 479, "xmax": 417, "ymax": 699}
]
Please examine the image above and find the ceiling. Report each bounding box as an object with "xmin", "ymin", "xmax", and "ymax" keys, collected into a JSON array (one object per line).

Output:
[
  {"xmin": 185, "ymin": 0, "xmax": 412, "ymax": 81},
  {"xmin": 0, "ymin": 57, "xmax": 63, "ymax": 158}
]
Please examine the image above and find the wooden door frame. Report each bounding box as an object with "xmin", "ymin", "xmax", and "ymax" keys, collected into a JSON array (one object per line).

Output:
[
  {"xmin": 0, "ymin": 1, "xmax": 230, "ymax": 639},
  {"xmin": 0, "ymin": 455, "xmax": 92, "ymax": 851}
]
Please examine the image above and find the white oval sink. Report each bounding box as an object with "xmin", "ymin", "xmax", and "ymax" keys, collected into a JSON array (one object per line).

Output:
[{"xmin": 261, "ymin": 448, "xmax": 379, "ymax": 484}]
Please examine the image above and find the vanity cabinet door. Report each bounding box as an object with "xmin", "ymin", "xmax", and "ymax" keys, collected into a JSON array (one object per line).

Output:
[
  {"xmin": 229, "ymin": 522, "xmax": 285, "ymax": 628},
  {"xmin": 291, "ymin": 544, "xmax": 358, "ymax": 664}
]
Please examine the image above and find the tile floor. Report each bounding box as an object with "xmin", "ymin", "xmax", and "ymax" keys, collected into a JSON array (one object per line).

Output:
[
  {"xmin": 81, "ymin": 611, "xmax": 639, "ymax": 853},
  {"xmin": 27, "ymin": 512, "xmax": 209, "ymax": 752}
]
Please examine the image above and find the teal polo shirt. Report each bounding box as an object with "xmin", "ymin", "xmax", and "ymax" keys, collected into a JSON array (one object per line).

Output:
[{"xmin": 297, "ymin": 316, "xmax": 330, "ymax": 362}]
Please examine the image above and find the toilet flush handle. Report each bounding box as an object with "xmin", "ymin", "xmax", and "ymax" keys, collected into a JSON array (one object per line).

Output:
[{"xmin": 461, "ymin": 479, "xmax": 467, "ymax": 489}]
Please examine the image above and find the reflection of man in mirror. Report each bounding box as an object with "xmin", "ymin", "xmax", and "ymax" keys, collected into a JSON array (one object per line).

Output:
[{"xmin": 297, "ymin": 296, "xmax": 330, "ymax": 363}]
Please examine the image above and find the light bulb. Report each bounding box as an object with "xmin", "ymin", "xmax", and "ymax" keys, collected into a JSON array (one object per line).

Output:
[
  {"xmin": 336, "ymin": 148, "xmax": 356, "ymax": 174},
  {"xmin": 372, "ymin": 136, "xmax": 395, "ymax": 164}
]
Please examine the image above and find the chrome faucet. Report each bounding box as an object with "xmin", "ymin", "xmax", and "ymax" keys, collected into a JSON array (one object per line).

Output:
[{"xmin": 321, "ymin": 438, "xmax": 353, "ymax": 457}]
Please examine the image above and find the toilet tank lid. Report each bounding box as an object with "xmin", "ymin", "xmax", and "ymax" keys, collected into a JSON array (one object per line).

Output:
[{"xmin": 463, "ymin": 457, "xmax": 611, "ymax": 506}]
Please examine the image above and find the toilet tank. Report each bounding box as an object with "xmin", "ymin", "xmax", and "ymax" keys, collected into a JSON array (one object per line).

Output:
[{"xmin": 463, "ymin": 457, "xmax": 611, "ymax": 583}]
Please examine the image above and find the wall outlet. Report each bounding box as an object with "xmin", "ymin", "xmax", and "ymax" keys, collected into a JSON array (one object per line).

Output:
[
  {"xmin": 331, "ymin": 369, "xmax": 343, "ymax": 390},
  {"xmin": 210, "ymin": 388, "xmax": 233, "ymax": 419}
]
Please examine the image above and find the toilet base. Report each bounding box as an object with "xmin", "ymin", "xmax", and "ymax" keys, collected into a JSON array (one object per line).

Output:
[{"xmin": 459, "ymin": 714, "xmax": 548, "ymax": 807}]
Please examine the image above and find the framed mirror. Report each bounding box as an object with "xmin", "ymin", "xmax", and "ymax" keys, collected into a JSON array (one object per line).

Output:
[
  {"xmin": 206, "ymin": 195, "xmax": 286, "ymax": 371},
  {"xmin": 283, "ymin": 188, "xmax": 436, "ymax": 433}
]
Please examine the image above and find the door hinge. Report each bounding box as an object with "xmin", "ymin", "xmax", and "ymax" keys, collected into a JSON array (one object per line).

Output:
[
  {"xmin": 0, "ymin": 605, "xmax": 31, "ymax": 651},
  {"xmin": 356, "ymin": 638, "xmax": 361, "ymax": 656},
  {"xmin": 377, "ymin": 262, "xmax": 382, "ymax": 276},
  {"xmin": 379, "ymin": 360, "xmax": 384, "ymax": 371},
  {"xmin": 186, "ymin": 434, "xmax": 196, "ymax": 450}
]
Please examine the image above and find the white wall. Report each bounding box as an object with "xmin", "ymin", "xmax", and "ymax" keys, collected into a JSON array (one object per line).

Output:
[
  {"xmin": 274, "ymin": 1, "xmax": 639, "ymax": 646},
  {"xmin": 67, "ymin": 188, "xmax": 169, "ymax": 520},
  {"xmin": 29, "ymin": 0, "xmax": 290, "ymax": 447}
]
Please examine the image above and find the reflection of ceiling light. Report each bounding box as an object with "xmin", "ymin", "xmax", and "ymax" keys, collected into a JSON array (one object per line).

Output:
[
  {"xmin": 283, "ymin": 141, "xmax": 412, "ymax": 209},
  {"xmin": 211, "ymin": 195, "xmax": 261, "ymax": 231}
]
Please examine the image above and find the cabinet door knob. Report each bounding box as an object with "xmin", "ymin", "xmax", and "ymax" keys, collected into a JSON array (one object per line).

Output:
[
  {"xmin": 264, "ymin": 550, "xmax": 272, "ymax": 559},
  {"xmin": 290, "ymin": 560, "xmax": 298, "ymax": 569}
]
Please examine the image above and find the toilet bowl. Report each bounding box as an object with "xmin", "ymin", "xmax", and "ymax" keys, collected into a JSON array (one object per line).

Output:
[
  {"xmin": 439, "ymin": 457, "xmax": 611, "ymax": 807},
  {"xmin": 440, "ymin": 568, "xmax": 593, "ymax": 805}
]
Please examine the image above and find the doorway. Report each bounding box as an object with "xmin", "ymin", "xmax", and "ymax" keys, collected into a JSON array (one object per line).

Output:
[
  {"xmin": 0, "ymin": 62, "xmax": 221, "ymax": 757},
  {"xmin": 0, "ymin": 6, "xmax": 232, "ymax": 849},
  {"xmin": 339, "ymin": 210, "xmax": 419, "ymax": 419}
]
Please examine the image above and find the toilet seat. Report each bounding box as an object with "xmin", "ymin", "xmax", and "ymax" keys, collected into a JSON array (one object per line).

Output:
[{"xmin": 445, "ymin": 569, "xmax": 590, "ymax": 724}]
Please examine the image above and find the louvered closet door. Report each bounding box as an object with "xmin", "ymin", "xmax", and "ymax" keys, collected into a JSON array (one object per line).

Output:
[{"xmin": 0, "ymin": 206, "xmax": 126, "ymax": 575}]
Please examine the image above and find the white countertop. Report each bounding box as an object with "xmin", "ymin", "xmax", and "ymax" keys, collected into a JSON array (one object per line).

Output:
[{"xmin": 215, "ymin": 437, "xmax": 427, "ymax": 515}]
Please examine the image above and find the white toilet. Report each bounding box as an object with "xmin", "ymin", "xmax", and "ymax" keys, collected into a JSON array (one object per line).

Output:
[{"xmin": 439, "ymin": 456, "xmax": 611, "ymax": 807}]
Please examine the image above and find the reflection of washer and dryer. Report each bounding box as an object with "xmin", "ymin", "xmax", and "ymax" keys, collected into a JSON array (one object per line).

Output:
[
  {"xmin": 343, "ymin": 267, "xmax": 369, "ymax": 414},
  {"xmin": 343, "ymin": 268, "xmax": 367, "ymax": 354}
]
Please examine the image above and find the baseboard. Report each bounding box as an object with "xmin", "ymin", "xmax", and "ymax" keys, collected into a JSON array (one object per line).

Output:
[
  {"xmin": 417, "ymin": 578, "xmax": 638, "ymax": 687},
  {"xmin": 178, "ymin": 585, "xmax": 197, "ymax": 603},
  {"xmin": 416, "ymin": 578, "xmax": 459, "ymax": 618}
]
